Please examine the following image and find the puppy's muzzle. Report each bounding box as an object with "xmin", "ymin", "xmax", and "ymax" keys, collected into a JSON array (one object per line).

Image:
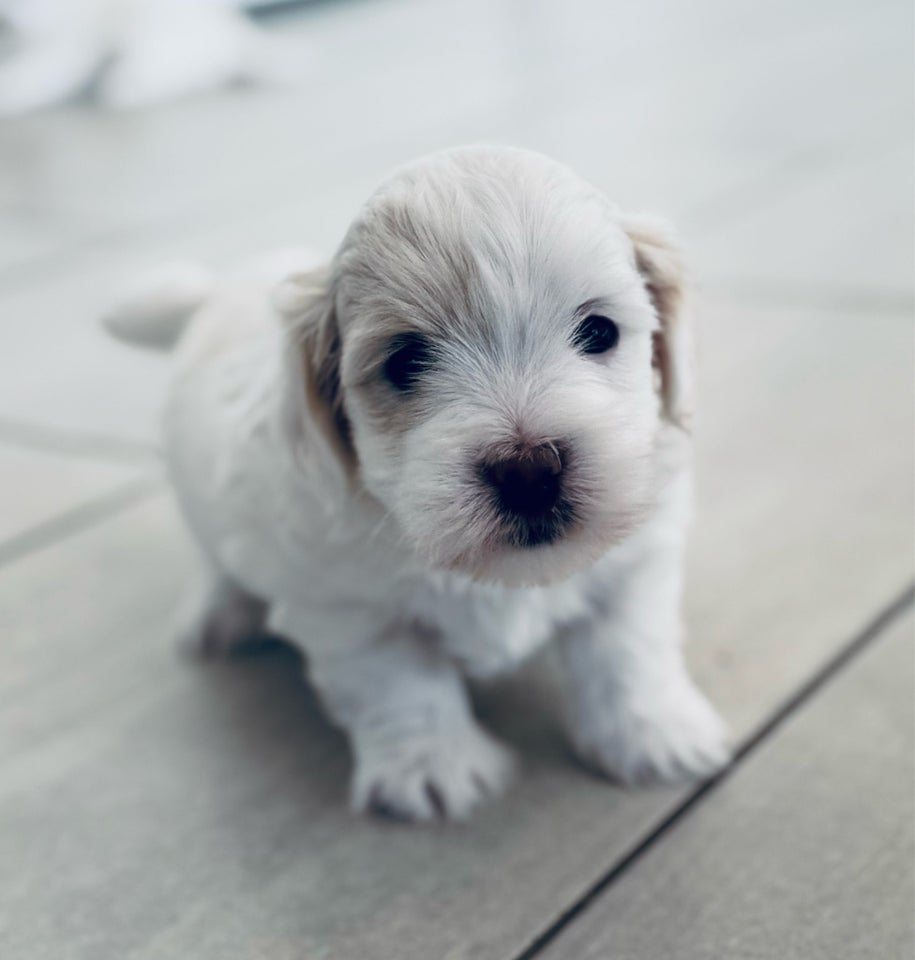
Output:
[{"xmin": 481, "ymin": 442, "xmax": 574, "ymax": 547}]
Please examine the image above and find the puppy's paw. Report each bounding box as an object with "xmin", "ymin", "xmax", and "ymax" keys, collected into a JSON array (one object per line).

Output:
[
  {"xmin": 570, "ymin": 678, "xmax": 730, "ymax": 785},
  {"xmin": 351, "ymin": 724, "xmax": 515, "ymax": 823}
]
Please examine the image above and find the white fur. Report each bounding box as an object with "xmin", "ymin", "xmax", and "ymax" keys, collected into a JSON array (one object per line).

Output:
[
  {"xmin": 106, "ymin": 147, "xmax": 729, "ymax": 821},
  {"xmin": 102, "ymin": 261, "xmax": 215, "ymax": 351}
]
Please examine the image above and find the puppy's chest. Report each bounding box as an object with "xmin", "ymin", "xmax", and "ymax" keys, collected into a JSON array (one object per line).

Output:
[{"xmin": 405, "ymin": 575, "xmax": 591, "ymax": 678}]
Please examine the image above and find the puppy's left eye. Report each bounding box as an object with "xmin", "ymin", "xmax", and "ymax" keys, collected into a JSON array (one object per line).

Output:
[
  {"xmin": 573, "ymin": 315, "xmax": 620, "ymax": 354},
  {"xmin": 383, "ymin": 333, "xmax": 433, "ymax": 392}
]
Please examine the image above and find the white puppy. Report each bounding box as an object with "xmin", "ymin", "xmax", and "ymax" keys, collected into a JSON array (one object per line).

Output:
[{"xmin": 105, "ymin": 146, "xmax": 729, "ymax": 821}]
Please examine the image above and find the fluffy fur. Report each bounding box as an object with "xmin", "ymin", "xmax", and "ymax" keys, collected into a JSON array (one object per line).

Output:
[{"xmin": 105, "ymin": 146, "xmax": 728, "ymax": 822}]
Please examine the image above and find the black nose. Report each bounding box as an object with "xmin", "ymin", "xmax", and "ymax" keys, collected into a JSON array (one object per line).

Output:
[{"xmin": 484, "ymin": 443, "xmax": 564, "ymax": 520}]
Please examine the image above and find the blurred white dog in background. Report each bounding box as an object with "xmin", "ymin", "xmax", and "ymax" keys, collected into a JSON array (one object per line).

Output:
[
  {"xmin": 0, "ymin": 0, "xmax": 305, "ymax": 113},
  {"xmin": 104, "ymin": 146, "xmax": 729, "ymax": 822}
]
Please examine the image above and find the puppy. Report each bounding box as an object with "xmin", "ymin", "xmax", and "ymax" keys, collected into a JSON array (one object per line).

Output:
[{"xmin": 105, "ymin": 146, "xmax": 729, "ymax": 822}]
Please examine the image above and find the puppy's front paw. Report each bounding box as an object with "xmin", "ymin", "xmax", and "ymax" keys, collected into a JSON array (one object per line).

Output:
[
  {"xmin": 569, "ymin": 678, "xmax": 730, "ymax": 786},
  {"xmin": 351, "ymin": 724, "xmax": 515, "ymax": 823}
]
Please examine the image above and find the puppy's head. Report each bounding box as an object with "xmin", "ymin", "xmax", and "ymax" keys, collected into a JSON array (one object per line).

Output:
[{"xmin": 279, "ymin": 147, "xmax": 691, "ymax": 586}]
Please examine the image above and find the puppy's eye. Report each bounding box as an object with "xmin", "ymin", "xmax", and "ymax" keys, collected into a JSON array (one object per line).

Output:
[
  {"xmin": 573, "ymin": 315, "xmax": 619, "ymax": 354},
  {"xmin": 383, "ymin": 333, "xmax": 433, "ymax": 391}
]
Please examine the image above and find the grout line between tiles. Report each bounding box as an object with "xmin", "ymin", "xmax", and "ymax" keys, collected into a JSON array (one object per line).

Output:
[
  {"xmin": 512, "ymin": 581, "xmax": 915, "ymax": 960},
  {"xmin": 0, "ymin": 417, "xmax": 159, "ymax": 465},
  {"xmin": 0, "ymin": 474, "xmax": 164, "ymax": 571}
]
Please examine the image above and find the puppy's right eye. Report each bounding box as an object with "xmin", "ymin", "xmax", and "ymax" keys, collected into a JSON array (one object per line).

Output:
[
  {"xmin": 573, "ymin": 314, "xmax": 620, "ymax": 354},
  {"xmin": 383, "ymin": 333, "xmax": 432, "ymax": 392}
]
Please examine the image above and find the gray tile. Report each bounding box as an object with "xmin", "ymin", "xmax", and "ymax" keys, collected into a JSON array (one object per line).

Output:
[
  {"xmin": 0, "ymin": 442, "xmax": 149, "ymax": 549},
  {"xmin": 0, "ymin": 274, "xmax": 172, "ymax": 442},
  {"xmin": 538, "ymin": 609, "xmax": 915, "ymax": 960},
  {"xmin": 0, "ymin": 205, "xmax": 112, "ymax": 273},
  {"xmin": 1, "ymin": 0, "xmax": 905, "ymax": 273},
  {"xmin": 693, "ymin": 140, "xmax": 915, "ymax": 298},
  {"xmin": 685, "ymin": 297, "xmax": 915, "ymax": 732}
]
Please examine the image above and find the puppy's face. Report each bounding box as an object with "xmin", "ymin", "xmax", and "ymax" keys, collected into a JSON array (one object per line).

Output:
[{"xmin": 290, "ymin": 148, "xmax": 688, "ymax": 586}]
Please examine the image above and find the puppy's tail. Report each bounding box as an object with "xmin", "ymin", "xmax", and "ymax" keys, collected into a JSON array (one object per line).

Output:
[{"xmin": 101, "ymin": 262, "xmax": 214, "ymax": 352}]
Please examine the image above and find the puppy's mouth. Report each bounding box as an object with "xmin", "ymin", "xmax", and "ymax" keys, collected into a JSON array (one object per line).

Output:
[
  {"xmin": 423, "ymin": 488, "xmax": 580, "ymax": 581},
  {"xmin": 498, "ymin": 497, "xmax": 577, "ymax": 548}
]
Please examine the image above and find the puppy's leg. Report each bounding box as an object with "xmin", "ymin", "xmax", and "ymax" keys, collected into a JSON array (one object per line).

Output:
[
  {"xmin": 272, "ymin": 606, "xmax": 515, "ymax": 822},
  {"xmin": 557, "ymin": 534, "xmax": 729, "ymax": 785},
  {"xmin": 174, "ymin": 568, "xmax": 266, "ymax": 657}
]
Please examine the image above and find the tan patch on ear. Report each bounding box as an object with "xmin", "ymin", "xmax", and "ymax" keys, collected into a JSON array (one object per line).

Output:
[
  {"xmin": 276, "ymin": 268, "xmax": 357, "ymax": 473},
  {"xmin": 302, "ymin": 324, "xmax": 356, "ymax": 471},
  {"xmin": 622, "ymin": 214, "xmax": 693, "ymax": 429},
  {"xmin": 625, "ymin": 216, "xmax": 686, "ymax": 317},
  {"xmin": 651, "ymin": 328, "xmax": 674, "ymax": 415}
]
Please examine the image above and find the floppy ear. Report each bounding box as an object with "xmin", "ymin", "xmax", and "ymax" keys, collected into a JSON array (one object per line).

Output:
[
  {"xmin": 621, "ymin": 214, "xmax": 694, "ymax": 429},
  {"xmin": 273, "ymin": 267, "xmax": 356, "ymax": 473}
]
